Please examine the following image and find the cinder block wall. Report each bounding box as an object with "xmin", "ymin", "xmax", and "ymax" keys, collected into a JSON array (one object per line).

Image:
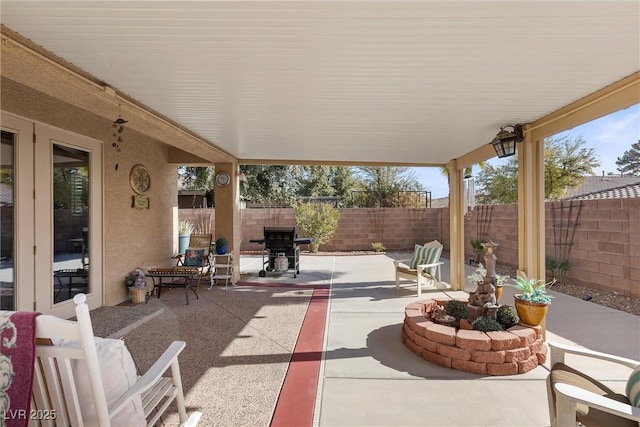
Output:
[
  {"xmin": 462, "ymin": 204, "xmax": 520, "ymax": 267},
  {"xmin": 239, "ymin": 207, "xmax": 442, "ymax": 252},
  {"xmin": 547, "ymin": 198, "xmax": 639, "ymax": 298},
  {"xmin": 180, "ymin": 198, "xmax": 639, "ymax": 297}
]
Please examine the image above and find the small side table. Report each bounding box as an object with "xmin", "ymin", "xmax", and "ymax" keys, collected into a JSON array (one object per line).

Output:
[
  {"xmin": 209, "ymin": 253, "xmax": 234, "ymax": 290},
  {"xmin": 146, "ymin": 267, "xmax": 199, "ymax": 305}
]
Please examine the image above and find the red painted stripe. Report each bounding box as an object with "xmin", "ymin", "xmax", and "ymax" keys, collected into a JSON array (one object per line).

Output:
[
  {"xmin": 270, "ymin": 287, "xmax": 329, "ymax": 427},
  {"xmin": 237, "ymin": 281, "xmax": 327, "ymax": 290}
]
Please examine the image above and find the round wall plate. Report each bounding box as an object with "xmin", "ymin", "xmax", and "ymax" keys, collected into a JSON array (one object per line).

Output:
[
  {"xmin": 216, "ymin": 171, "xmax": 231, "ymax": 186},
  {"xmin": 130, "ymin": 163, "xmax": 151, "ymax": 194}
]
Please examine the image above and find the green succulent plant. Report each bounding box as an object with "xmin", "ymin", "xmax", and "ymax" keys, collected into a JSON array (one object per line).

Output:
[
  {"xmin": 511, "ymin": 275, "xmax": 555, "ymax": 304},
  {"xmin": 496, "ymin": 304, "xmax": 520, "ymax": 328},
  {"xmin": 371, "ymin": 242, "xmax": 385, "ymax": 252},
  {"xmin": 472, "ymin": 316, "xmax": 503, "ymax": 332},
  {"xmin": 178, "ymin": 220, "xmax": 195, "ymax": 235},
  {"xmin": 445, "ymin": 299, "xmax": 468, "ymax": 320}
]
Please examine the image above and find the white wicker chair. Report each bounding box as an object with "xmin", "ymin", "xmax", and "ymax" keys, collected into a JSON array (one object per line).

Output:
[
  {"xmin": 31, "ymin": 294, "xmax": 201, "ymax": 427},
  {"xmin": 547, "ymin": 341, "xmax": 640, "ymax": 427}
]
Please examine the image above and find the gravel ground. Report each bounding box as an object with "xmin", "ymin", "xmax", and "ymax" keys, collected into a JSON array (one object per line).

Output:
[{"xmin": 493, "ymin": 262, "xmax": 640, "ymax": 317}]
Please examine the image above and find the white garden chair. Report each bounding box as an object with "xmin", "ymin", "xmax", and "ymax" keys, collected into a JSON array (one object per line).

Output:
[
  {"xmin": 30, "ymin": 294, "xmax": 201, "ymax": 427},
  {"xmin": 393, "ymin": 240, "xmax": 450, "ymax": 297},
  {"xmin": 547, "ymin": 341, "xmax": 640, "ymax": 427}
]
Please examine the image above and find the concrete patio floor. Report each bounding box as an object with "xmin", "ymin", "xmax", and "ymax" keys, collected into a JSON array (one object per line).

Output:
[
  {"xmin": 91, "ymin": 252, "xmax": 640, "ymax": 426},
  {"xmin": 240, "ymin": 252, "xmax": 640, "ymax": 427}
]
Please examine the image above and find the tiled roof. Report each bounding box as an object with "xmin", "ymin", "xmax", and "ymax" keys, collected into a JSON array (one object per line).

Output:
[
  {"xmin": 563, "ymin": 176, "xmax": 640, "ymax": 200},
  {"xmin": 568, "ymin": 183, "xmax": 640, "ymax": 200}
]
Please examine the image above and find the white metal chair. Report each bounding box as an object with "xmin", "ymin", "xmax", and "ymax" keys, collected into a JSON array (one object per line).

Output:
[
  {"xmin": 393, "ymin": 240, "xmax": 450, "ymax": 297},
  {"xmin": 30, "ymin": 294, "xmax": 201, "ymax": 427},
  {"xmin": 547, "ymin": 341, "xmax": 640, "ymax": 427}
]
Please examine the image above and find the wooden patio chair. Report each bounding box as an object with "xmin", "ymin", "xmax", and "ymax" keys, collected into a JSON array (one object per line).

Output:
[
  {"xmin": 393, "ymin": 240, "xmax": 450, "ymax": 297},
  {"xmin": 547, "ymin": 341, "xmax": 640, "ymax": 427},
  {"xmin": 31, "ymin": 293, "xmax": 201, "ymax": 426}
]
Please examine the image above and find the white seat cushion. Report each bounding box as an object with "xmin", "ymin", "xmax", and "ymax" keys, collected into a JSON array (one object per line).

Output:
[{"xmin": 54, "ymin": 337, "xmax": 146, "ymax": 427}]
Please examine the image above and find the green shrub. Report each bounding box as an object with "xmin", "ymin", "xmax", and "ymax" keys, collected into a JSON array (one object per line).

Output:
[
  {"xmin": 445, "ymin": 300, "xmax": 468, "ymax": 320},
  {"xmin": 470, "ymin": 238, "xmax": 486, "ymax": 261},
  {"xmin": 294, "ymin": 202, "xmax": 340, "ymax": 253},
  {"xmin": 545, "ymin": 256, "xmax": 571, "ymax": 281},
  {"xmin": 371, "ymin": 242, "xmax": 385, "ymax": 252},
  {"xmin": 472, "ymin": 316, "xmax": 503, "ymax": 332},
  {"xmin": 496, "ymin": 305, "xmax": 520, "ymax": 328}
]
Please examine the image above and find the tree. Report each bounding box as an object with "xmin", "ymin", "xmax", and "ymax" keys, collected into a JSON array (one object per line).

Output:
[
  {"xmin": 296, "ymin": 166, "xmax": 359, "ymax": 206},
  {"xmin": 475, "ymin": 135, "xmax": 600, "ymax": 204},
  {"xmin": 293, "ymin": 202, "xmax": 340, "ymax": 252},
  {"xmin": 179, "ymin": 166, "xmax": 215, "ymax": 190},
  {"xmin": 615, "ymin": 140, "xmax": 640, "ymax": 176},
  {"xmin": 353, "ymin": 166, "xmax": 424, "ymax": 207},
  {"xmin": 474, "ymin": 161, "xmax": 519, "ymax": 204},
  {"xmin": 439, "ymin": 162, "xmax": 486, "ymax": 179},
  {"xmin": 239, "ymin": 165, "xmax": 299, "ymax": 205}
]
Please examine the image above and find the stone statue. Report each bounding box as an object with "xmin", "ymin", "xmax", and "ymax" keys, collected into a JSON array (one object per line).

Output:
[{"xmin": 467, "ymin": 240, "xmax": 500, "ymax": 321}]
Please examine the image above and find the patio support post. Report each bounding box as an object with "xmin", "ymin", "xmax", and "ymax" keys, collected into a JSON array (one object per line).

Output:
[
  {"xmin": 517, "ymin": 124, "xmax": 545, "ymax": 281},
  {"xmin": 448, "ymin": 159, "xmax": 466, "ymax": 291},
  {"xmin": 517, "ymin": 125, "xmax": 546, "ymax": 333},
  {"xmin": 214, "ymin": 162, "xmax": 241, "ymax": 281}
]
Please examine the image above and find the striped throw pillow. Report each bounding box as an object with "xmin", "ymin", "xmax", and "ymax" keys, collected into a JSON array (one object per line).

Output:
[
  {"xmin": 626, "ymin": 364, "xmax": 640, "ymax": 408},
  {"xmin": 409, "ymin": 244, "xmax": 425, "ymax": 269},
  {"xmin": 409, "ymin": 244, "xmax": 442, "ymax": 275}
]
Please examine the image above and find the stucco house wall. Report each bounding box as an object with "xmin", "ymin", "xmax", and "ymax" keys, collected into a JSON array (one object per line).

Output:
[{"xmin": 2, "ymin": 78, "xmax": 178, "ymax": 306}]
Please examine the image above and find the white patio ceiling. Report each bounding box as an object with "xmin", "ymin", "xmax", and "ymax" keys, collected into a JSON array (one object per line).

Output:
[{"xmin": 1, "ymin": 1, "xmax": 638, "ymax": 166}]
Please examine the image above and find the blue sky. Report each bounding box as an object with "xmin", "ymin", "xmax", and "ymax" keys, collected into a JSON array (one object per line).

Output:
[{"xmin": 413, "ymin": 103, "xmax": 640, "ymax": 199}]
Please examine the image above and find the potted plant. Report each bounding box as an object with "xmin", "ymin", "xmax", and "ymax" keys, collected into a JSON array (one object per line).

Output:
[
  {"xmin": 510, "ymin": 274, "xmax": 555, "ymax": 326},
  {"xmin": 125, "ymin": 268, "xmax": 147, "ymax": 304},
  {"xmin": 215, "ymin": 237, "xmax": 228, "ymax": 254},
  {"xmin": 178, "ymin": 220, "xmax": 195, "ymax": 254}
]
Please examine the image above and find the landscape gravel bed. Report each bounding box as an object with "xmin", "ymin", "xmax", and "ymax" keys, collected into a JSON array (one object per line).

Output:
[{"xmin": 494, "ymin": 262, "xmax": 640, "ymax": 317}]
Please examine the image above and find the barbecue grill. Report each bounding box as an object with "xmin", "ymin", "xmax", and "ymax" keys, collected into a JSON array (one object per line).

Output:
[{"xmin": 250, "ymin": 226, "xmax": 312, "ymax": 278}]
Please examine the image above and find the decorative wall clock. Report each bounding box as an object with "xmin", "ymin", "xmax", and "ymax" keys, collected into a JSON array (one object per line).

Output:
[{"xmin": 215, "ymin": 171, "xmax": 231, "ymax": 186}]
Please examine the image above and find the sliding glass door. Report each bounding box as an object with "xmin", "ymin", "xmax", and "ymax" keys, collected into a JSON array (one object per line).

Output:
[
  {"xmin": 35, "ymin": 123, "xmax": 103, "ymax": 318},
  {"xmin": 1, "ymin": 113, "xmax": 103, "ymax": 317}
]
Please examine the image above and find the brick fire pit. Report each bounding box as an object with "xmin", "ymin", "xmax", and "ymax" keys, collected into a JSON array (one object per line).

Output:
[{"xmin": 402, "ymin": 299, "xmax": 548, "ymax": 375}]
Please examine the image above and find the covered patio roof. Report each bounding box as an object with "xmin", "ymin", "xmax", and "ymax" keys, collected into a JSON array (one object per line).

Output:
[{"xmin": 1, "ymin": 1, "xmax": 638, "ymax": 167}]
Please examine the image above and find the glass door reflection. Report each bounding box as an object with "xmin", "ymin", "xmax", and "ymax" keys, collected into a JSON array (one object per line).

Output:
[
  {"xmin": 52, "ymin": 144, "xmax": 90, "ymax": 303},
  {"xmin": 0, "ymin": 131, "xmax": 15, "ymax": 310}
]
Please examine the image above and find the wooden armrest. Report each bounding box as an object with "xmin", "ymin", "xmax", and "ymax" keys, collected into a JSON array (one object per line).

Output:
[
  {"xmin": 549, "ymin": 342, "xmax": 640, "ymax": 369},
  {"xmin": 109, "ymin": 341, "xmax": 186, "ymax": 416},
  {"xmin": 554, "ymin": 383, "xmax": 640, "ymax": 422},
  {"xmin": 416, "ymin": 261, "xmax": 443, "ymax": 269},
  {"xmin": 416, "ymin": 262, "xmax": 443, "ymax": 282}
]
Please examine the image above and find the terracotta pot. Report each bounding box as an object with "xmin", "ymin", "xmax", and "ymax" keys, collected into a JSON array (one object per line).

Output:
[
  {"xmin": 495, "ymin": 285, "xmax": 503, "ymax": 303},
  {"xmin": 514, "ymin": 295, "xmax": 548, "ymax": 326}
]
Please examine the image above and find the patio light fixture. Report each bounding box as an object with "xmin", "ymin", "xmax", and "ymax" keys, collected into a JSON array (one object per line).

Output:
[{"xmin": 490, "ymin": 124, "xmax": 524, "ymax": 158}]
